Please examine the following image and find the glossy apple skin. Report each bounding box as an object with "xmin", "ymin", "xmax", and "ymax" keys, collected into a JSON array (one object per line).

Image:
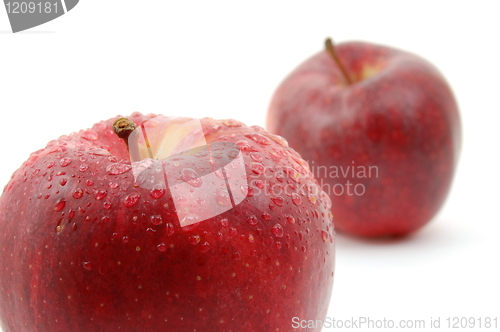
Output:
[
  {"xmin": 267, "ymin": 42, "xmax": 461, "ymax": 237},
  {"xmin": 0, "ymin": 113, "xmax": 334, "ymax": 332}
]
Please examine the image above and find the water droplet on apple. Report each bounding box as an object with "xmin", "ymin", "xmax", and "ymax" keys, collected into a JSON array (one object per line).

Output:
[
  {"xmin": 180, "ymin": 168, "xmax": 202, "ymax": 187},
  {"xmin": 151, "ymin": 215, "xmax": 163, "ymax": 225},
  {"xmin": 108, "ymin": 182, "xmax": 119, "ymax": 189},
  {"xmin": 235, "ymin": 140, "xmax": 259, "ymax": 152},
  {"xmin": 150, "ymin": 186, "xmax": 165, "ymax": 199},
  {"xmin": 245, "ymin": 133, "xmax": 270, "ymax": 145},
  {"xmin": 222, "ymin": 119, "xmax": 242, "ymax": 127},
  {"xmin": 189, "ymin": 235, "xmax": 201, "ymax": 245},
  {"xmin": 107, "ymin": 163, "xmax": 132, "ymax": 175},
  {"xmin": 286, "ymin": 215, "xmax": 295, "ymax": 224},
  {"xmin": 59, "ymin": 157, "xmax": 72, "ymax": 167},
  {"xmin": 215, "ymin": 188, "xmax": 231, "ymax": 206},
  {"xmin": 321, "ymin": 192, "xmax": 332, "ymax": 209},
  {"xmin": 199, "ymin": 241, "xmax": 210, "ymax": 253},
  {"xmin": 291, "ymin": 193, "xmax": 302, "ymax": 206},
  {"xmin": 79, "ymin": 164, "xmax": 89, "ymax": 172},
  {"xmin": 213, "ymin": 150, "xmax": 225, "ymax": 159},
  {"xmin": 122, "ymin": 236, "xmax": 129, "ymax": 244},
  {"xmin": 231, "ymin": 252, "xmax": 241, "ymax": 260},
  {"xmin": 104, "ymin": 129, "xmax": 114, "ymax": 137},
  {"xmin": 82, "ymin": 130, "xmax": 99, "ymax": 141},
  {"xmin": 262, "ymin": 212, "xmax": 271, "ymax": 221},
  {"xmin": 103, "ymin": 202, "xmax": 112, "ymax": 210},
  {"xmin": 94, "ymin": 189, "xmax": 107, "ymax": 201},
  {"xmin": 220, "ymin": 218, "xmax": 229, "ymax": 227},
  {"xmin": 180, "ymin": 214, "xmax": 201, "ymax": 228},
  {"xmin": 89, "ymin": 148, "xmax": 110, "ymax": 156},
  {"xmin": 269, "ymin": 134, "xmax": 288, "ymax": 147},
  {"xmin": 283, "ymin": 167, "xmax": 302, "ymax": 184},
  {"xmin": 82, "ymin": 262, "xmax": 93, "ymax": 270},
  {"xmin": 228, "ymin": 227, "xmax": 237, "ymax": 237},
  {"xmin": 157, "ymin": 243, "xmax": 167, "ymax": 252},
  {"xmin": 271, "ymin": 223, "xmax": 284, "ymax": 238},
  {"xmin": 321, "ymin": 230, "xmax": 329, "ymax": 242},
  {"xmin": 250, "ymin": 153, "xmax": 263, "ymax": 162},
  {"xmin": 253, "ymin": 180, "xmax": 264, "ymax": 189},
  {"xmin": 59, "ymin": 178, "xmax": 67, "ymax": 186},
  {"xmin": 227, "ymin": 149, "xmax": 240, "ymax": 158},
  {"xmin": 275, "ymin": 172, "xmax": 284, "ymax": 182},
  {"xmin": 248, "ymin": 234, "xmax": 255, "ymax": 243},
  {"xmin": 166, "ymin": 223, "xmax": 175, "ymax": 236},
  {"xmin": 251, "ymin": 125, "xmax": 265, "ymax": 133},
  {"xmin": 123, "ymin": 193, "xmax": 141, "ymax": 207},
  {"xmin": 247, "ymin": 215, "xmax": 258, "ymax": 225},
  {"xmin": 251, "ymin": 163, "xmax": 265, "ymax": 175},
  {"xmin": 240, "ymin": 184, "xmax": 249, "ymax": 197},
  {"xmin": 54, "ymin": 199, "xmax": 66, "ymax": 211},
  {"xmin": 271, "ymin": 196, "xmax": 284, "ymax": 207}
]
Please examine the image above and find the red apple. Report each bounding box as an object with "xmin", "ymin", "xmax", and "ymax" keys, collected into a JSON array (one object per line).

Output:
[
  {"xmin": 0, "ymin": 113, "xmax": 334, "ymax": 332},
  {"xmin": 267, "ymin": 39, "xmax": 461, "ymax": 237}
]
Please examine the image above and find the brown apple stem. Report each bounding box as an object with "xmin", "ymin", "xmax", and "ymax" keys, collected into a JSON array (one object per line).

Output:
[
  {"xmin": 113, "ymin": 118, "xmax": 137, "ymax": 149},
  {"xmin": 325, "ymin": 38, "xmax": 352, "ymax": 85}
]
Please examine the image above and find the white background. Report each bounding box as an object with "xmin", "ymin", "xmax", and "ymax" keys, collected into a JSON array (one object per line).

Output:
[{"xmin": 1, "ymin": 1, "xmax": 499, "ymax": 331}]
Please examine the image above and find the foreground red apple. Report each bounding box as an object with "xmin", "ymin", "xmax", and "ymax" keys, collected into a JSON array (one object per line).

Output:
[
  {"xmin": 267, "ymin": 39, "xmax": 461, "ymax": 237},
  {"xmin": 0, "ymin": 113, "xmax": 334, "ymax": 332}
]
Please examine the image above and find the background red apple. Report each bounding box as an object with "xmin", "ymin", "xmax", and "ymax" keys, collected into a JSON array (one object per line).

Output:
[
  {"xmin": 0, "ymin": 113, "xmax": 335, "ymax": 331},
  {"xmin": 267, "ymin": 39, "xmax": 461, "ymax": 237}
]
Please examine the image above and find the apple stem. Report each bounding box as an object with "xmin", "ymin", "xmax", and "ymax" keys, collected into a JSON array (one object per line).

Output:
[
  {"xmin": 324, "ymin": 38, "xmax": 352, "ymax": 85},
  {"xmin": 113, "ymin": 118, "xmax": 137, "ymax": 149}
]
